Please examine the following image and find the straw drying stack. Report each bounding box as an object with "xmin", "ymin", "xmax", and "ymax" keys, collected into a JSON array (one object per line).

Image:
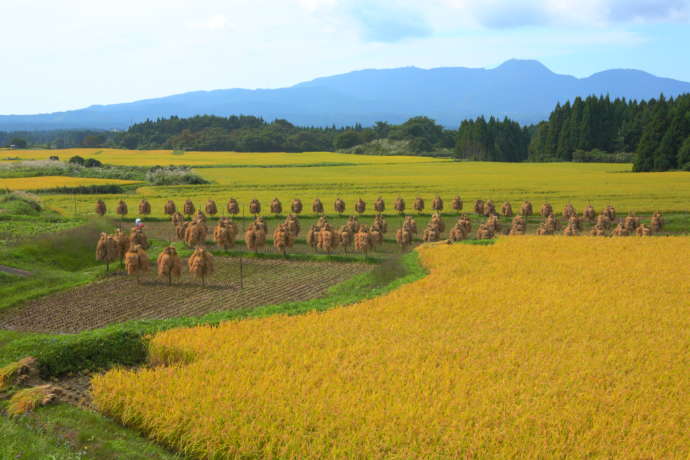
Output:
[
  {"xmin": 603, "ymin": 205, "xmax": 616, "ymax": 221},
  {"xmin": 509, "ymin": 215, "xmax": 526, "ymax": 236},
  {"xmin": 448, "ymin": 224, "xmax": 467, "ymax": 242},
  {"xmin": 623, "ymin": 213, "xmax": 640, "ymax": 233},
  {"xmin": 244, "ymin": 220, "xmax": 267, "ymax": 252},
  {"xmin": 596, "ymin": 214, "xmax": 611, "ymax": 229},
  {"xmin": 540, "ymin": 202, "xmax": 553, "ymax": 217},
  {"xmin": 355, "ymin": 226, "xmax": 373, "ymax": 254},
  {"xmin": 273, "ymin": 223, "xmax": 294, "ymax": 255},
  {"xmin": 254, "ymin": 216, "xmax": 268, "ymax": 233},
  {"xmin": 590, "ymin": 223, "xmax": 607, "ymax": 236},
  {"xmin": 430, "ymin": 213, "xmax": 445, "ymax": 232},
  {"xmin": 124, "ymin": 244, "xmax": 149, "ymax": 283},
  {"xmin": 306, "ymin": 224, "xmax": 319, "ymax": 250},
  {"xmin": 183, "ymin": 199, "xmax": 195, "ymax": 217},
  {"xmin": 395, "ymin": 225, "xmax": 413, "ymax": 249},
  {"xmin": 485, "ymin": 214, "xmax": 501, "ymax": 233},
  {"xmin": 188, "ymin": 247, "xmax": 214, "ymax": 286},
  {"xmin": 563, "ymin": 203, "xmax": 576, "ymax": 219},
  {"xmin": 334, "ymin": 198, "xmax": 346, "ymax": 215},
  {"xmin": 156, "ymin": 246, "xmax": 182, "ymax": 285},
  {"xmin": 205, "ymin": 200, "xmax": 218, "ymax": 217},
  {"xmin": 213, "ymin": 219, "xmax": 236, "ymax": 250},
  {"xmin": 185, "ymin": 220, "xmax": 208, "ymax": 247},
  {"xmin": 269, "ymin": 198, "xmax": 282, "ymax": 216},
  {"xmin": 355, "ymin": 198, "xmax": 366, "ymax": 214},
  {"xmin": 291, "ymin": 198, "xmax": 303, "ymax": 214},
  {"xmin": 501, "ymin": 201, "xmax": 513, "ymax": 217},
  {"xmin": 568, "ymin": 215, "xmax": 582, "ymax": 231},
  {"xmin": 171, "ymin": 211, "xmax": 184, "ymax": 227},
  {"xmin": 96, "ymin": 233, "xmax": 119, "ymax": 271},
  {"xmin": 456, "ymin": 214, "xmax": 472, "ymax": 235},
  {"xmin": 129, "ymin": 227, "xmax": 150, "ymax": 249},
  {"xmin": 636, "ymin": 224, "xmax": 653, "ymax": 236},
  {"xmin": 483, "ymin": 200, "xmax": 496, "ymax": 217},
  {"xmin": 651, "ymin": 211, "xmax": 664, "ymax": 232},
  {"xmin": 394, "ymin": 197, "xmax": 406, "ymax": 214},
  {"xmin": 95, "ymin": 199, "xmax": 106, "ymax": 217},
  {"xmin": 413, "ymin": 197, "xmax": 424, "ymax": 214},
  {"xmin": 521, "ymin": 201, "xmax": 533, "ymax": 217},
  {"xmin": 194, "ymin": 210, "xmax": 206, "ymax": 223},
  {"xmin": 249, "ymin": 199, "xmax": 261, "ymax": 215},
  {"xmin": 285, "ymin": 214, "xmax": 300, "ymax": 237},
  {"xmin": 563, "ymin": 223, "xmax": 578, "ymax": 236},
  {"xmin": 116, "ymin": 200, "xmax": 128, "ymax": 218},
  {"xmin": 372, "ymin": 214, "xmax": 387, "ymax": 233},
  {"xmin": 339, "ymin": 226, "xmax": 354, "ymax": 251},
  {"xmin": 369, "ymin": 227, "xmax": 383, "ymax": 247},
  {"xmin": 317, "ymin": 223, "xmax": 338, "ymax": 253},
  {"xmin": 431, "ymin": 196, "xmax": 444, "ymax": 213},
  {"xmin": 164, "ymin": 200, "xmax": 176, "ymax": 216},
  {"xmin": 476, "ymin": 224, "xmax": 494, "ymax": 240},
  {"xmin": 226, "ymin": 198, "xmax": 239, "ymax": 216},
  {"xmin": 423, "ymin": 224, "xmax": 441, "ymax": 242},
  {"xmin": 452, "ymin": 196, "xmax": 463, "ymax": 213},
  {"xmin": 312, "ymin": 198, "xmax": 324, "ymax": 214},
  {"xmin": 374, "ymin": 197, "xmax": 385, "ymax": 214},
  {"xmin": 403, "ymin": 216, "xmax": 417, "ymax": 234},
  {"xmin": 138, "ymin": 199, "xmax": 151, "ymax": 216},
  {"xmin": 611, "ymin": 221, "xmax": 628, "ymax": 237},
  {"xmin": 468, "ymin": 199, "xmax": 482, "ymax": 216},
  {"xmin": 113, "ymin": 229, "xmax": 130, "ymax": 263},
  {"xmin": 583, "ymin": 204, "xmax": 596, "ymax": 222},
  {"xmin": 536, "ymin": 215, "xmax": 559, "ymax": 235},
  {"xmin": 176, "ymin": 221, "xmax": 189, "ymax": 241}
]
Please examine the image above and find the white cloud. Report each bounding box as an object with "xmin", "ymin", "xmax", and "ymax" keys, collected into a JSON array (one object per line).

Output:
[{"xmin": 188, "ymin": 14, "xmax": 227, "ymax": 31}]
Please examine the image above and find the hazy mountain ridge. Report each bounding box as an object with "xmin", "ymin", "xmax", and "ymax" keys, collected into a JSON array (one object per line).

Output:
[{"xmin": 2, "ymin": 59, "xmax": 690, "ymax": 131}]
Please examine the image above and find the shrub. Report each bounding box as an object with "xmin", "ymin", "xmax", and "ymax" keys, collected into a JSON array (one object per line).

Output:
[{"xmin": 145, "ymin": 166, "xmax": 208, "ymax": 186}]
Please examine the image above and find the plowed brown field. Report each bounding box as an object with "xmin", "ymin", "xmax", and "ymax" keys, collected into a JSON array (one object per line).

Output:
[{"xmin": 0, "ymin": 257, "xmax": 369, "ymax": 333}]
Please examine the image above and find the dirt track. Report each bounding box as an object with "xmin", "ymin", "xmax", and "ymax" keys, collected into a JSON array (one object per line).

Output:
[{"xmin": 0, "ymin": 257, "xmax": 369, "ymax": 334}]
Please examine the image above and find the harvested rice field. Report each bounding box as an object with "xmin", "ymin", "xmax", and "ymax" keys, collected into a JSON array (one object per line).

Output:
[{"xmin": 0, "ymin": 257, "xmax": 369, "ymax": 333}]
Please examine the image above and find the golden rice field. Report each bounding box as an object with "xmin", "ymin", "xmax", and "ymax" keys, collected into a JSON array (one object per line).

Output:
[
  {"xmin": 4, "ymin": 149, "xmax": 690, "ymax": 215},
  {"xmin": 92, "ymin": 237, "xmax": 690, "ymax": 459},
  {"xmin": 0, "ymin": 176, "xmax": 140, "ymax": 191},
  {"xmin": 0, "ymin": 148, "xmax": 432, "ymax": 167}
]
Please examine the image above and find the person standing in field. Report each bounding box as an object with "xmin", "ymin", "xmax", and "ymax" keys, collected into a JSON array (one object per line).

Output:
[{"xmin": 135, "ymin": 218, "xmax": 145, "ymax": 230}]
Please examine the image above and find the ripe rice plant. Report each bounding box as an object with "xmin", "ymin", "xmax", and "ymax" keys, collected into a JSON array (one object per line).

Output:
[{"xmin": 93, "ymin": 238, "xmax": 690, "ymax": 458}]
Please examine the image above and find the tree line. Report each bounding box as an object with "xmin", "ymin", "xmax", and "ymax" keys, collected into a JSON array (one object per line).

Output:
[
  {"xmin": 528, "ymin": 94, "xmax": 690, "ymax": 171},
  {"xmin": 3, "ymin": 93, "xmax": 689, "ymax": 171}
]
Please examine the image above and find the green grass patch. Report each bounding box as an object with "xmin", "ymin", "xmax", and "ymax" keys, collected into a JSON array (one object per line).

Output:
[{"xmin": 1, "ymin": 403, "xmax": 180, "ymax": 459}]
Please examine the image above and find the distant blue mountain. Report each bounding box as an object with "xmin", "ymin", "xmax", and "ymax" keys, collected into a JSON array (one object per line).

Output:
[{"xmin": 2, "ymin": 59, "xmax": 690, "ymax": 131}]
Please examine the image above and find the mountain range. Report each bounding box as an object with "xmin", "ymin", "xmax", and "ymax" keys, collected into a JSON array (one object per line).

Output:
[{"xmin": 3, "ymin": 59, "xmax": 690, "ymax": 131}]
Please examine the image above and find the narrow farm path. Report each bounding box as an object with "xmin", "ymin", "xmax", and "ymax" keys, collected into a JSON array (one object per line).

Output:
[{"xmin": 0, "ymin": 257, "xmax": 369, "ymax": 333}]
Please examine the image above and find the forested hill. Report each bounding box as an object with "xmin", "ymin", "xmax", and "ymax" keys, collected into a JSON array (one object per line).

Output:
[
  {"xmin": 3, "ymin": 93, "xmax": 689, "ymax": 172},
  {"xmin": 528, "ymin": 94, "xmax": 690, "ymax": 171}
]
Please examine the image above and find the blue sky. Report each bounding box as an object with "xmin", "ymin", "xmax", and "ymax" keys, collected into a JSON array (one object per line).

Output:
[{"xmin": 1, "ymin": 0, "xmax": 689, "ymax": 114}]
